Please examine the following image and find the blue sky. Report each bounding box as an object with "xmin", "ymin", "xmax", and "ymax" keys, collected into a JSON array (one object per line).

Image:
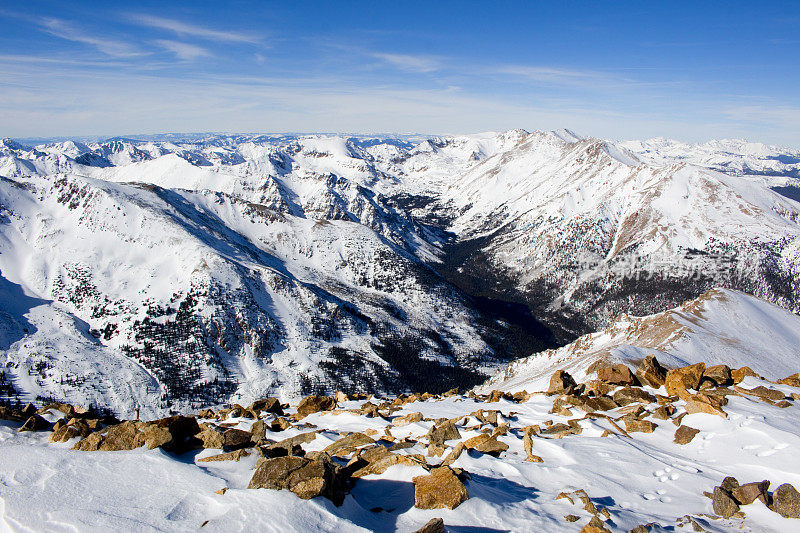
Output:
[{"xmin": 1, "ymin": 1, "xmax": 799, "ymax": 146}]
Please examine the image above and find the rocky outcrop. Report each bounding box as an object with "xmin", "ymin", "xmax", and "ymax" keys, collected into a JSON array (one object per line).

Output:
[
  {"xmin": 413, "ymin": 466, "xmax": 469, "ymax": 510},
  {"xmin": 248, "ymin": 453, "xmax": 349, "ymax": 505}
]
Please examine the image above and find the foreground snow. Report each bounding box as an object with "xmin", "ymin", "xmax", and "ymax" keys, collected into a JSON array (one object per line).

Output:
[{"xmin": 2, "ymin": 379, "xmax": 799, "ymax": 532}]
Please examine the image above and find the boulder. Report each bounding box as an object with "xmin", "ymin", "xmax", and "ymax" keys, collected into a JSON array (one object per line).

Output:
[
  {"xmin": 198, "ymin": 449, "xmax": 251, "ymax": 462},
  {"xmin": 613, "ymin": 387, "xmax": 656, "ymax": 406},
  {"xmin": 463, "ymin": 433, "xmax": 508, "ymax": 456},
  {"xmin": 712, "ymin": 486, "xmax": 740, "ymax": 518},
  {"xmin": 732, "ymin": 480, "xmax": 770, "ymax": 505},
  {"xmin": 349, "ymin": 445, "xmax": 417, "ymax": 477},
  {"xmin": 428, "ymin": 423, "xmax": 461, "ymax": 446},
  {"xmin": 539, "ymin": 423, "xmax": 581, "ymax": 438},
  {"xmin": 623, "ymin": 418, "xmax": 657, "ymax": 434},
  {"xmin": 271, "ymin": 417, "xmax": 292, "ymax": 431},
  {"xmin": 413, "ymin": 518, "xmax": 446, "ymax": 533},
  {"xmin": 249, "ymin": 419, "xmax": 267, "ymax": 443},
  {"xmin": 472, "ymin": 409, "xmax": 499, "ymax": 426},
  {"xmin": 440, "ymin": 442, "xmax": 465, "ymax": 467},
  {"xmin": 582, "ymin": 395, "xmax": 618, "ymax": 412},
  {"xmin": 673, "ymin": 425, "xmax": 700, "ymax": 444},
  {"xmin": 18, "ymin": 414, "xmax": 51, "ymax": 432},
  {"xmin": 295, "ymin": 395, "xmax": 336, "ymax": 419},
  {"xmin": 684, "ymin": 398, "xmax": 727, "ymax": 418},
  {"xmin": 731, "ymin": 366, "xmax": 759, "ymax": 384},
  {"xmin": 548, "ymin": 371, "xmax": 578, "ymax": 395},
  {"xmin": 413, "ymin": 466, "xmax": 469, "ymax": 510},
  {"xmin": 196, "ymin": 425, "xmax": 225, "ymax": 449},
  {"xmin": 393, "ymin": 412, "xmax": 423, "ymax": 427},
  {"xmin": 248, "ymin": 453, "xmax": 348, "ymax": 505},
  {"xmin": 223, "ymin": 428, "xmax": 253, "ymax": 450},
  {"xmin": 50, "ymin": 425, "xmax": 81, "ymax": 443},
  {"xmin": 770, "ymin": 483, "xmax": 800, "ymax": 518},
  {"xmin": 720, "ymin": 476, "xmax": 740, "ymax": 492},
  {"xmin": 777, "ymin": 373, "xmax": 800, "ymax": 387},
  {"xmin": 580, "ymin": 516, "xmax": 611, "ymax": 533},
  {"xmin": 738, "ymin": 386, "xmax": 785, "ymax": 402},
  {"xmin": 665, "ymin": 363, "xmax": 705, "ymax": 396},
  {"xmin": 250, "ymin": 398, "xmax": 283, "ymax": 416},
  {"xmin": 263, "ymin": 431, "xmax": 318, "ymax": 456},
  {"xmin": 635, "ymin": 355, "xmax": 667, "ymax": 388},
  {"xmin": 597, "ymin": 364, "xmax": 637, "ymax": 385},
  {"xmin": 702, "ymin": 365, "xmax": 732, "ymax": 387},
  {"xmin": 323, "ymin": 432, "xmax": 374, "ymax": 457}
]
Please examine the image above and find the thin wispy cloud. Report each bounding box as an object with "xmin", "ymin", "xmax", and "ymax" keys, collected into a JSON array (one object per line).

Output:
[
  {"xmin": 372, "ymin": 53, "xmax": 441, "ymax": 73},
  {"xmin": 154, "ymin": 40, "xmax": 212, "ymax": 61},
  {"xmin": 40, "ymin": 18, "xmax": 142, "ymax": 58},
  {"xmin": 132, "ymin": 14, "xmax": 260, "ymax": 44},
  {"xmin": 497, "ymin": 65, "xmax": 632, "ymax": 87}
]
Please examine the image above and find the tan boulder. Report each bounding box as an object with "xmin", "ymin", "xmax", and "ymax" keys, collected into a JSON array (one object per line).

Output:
[
  {"xmin": 323, "ymin": 432, "xmax": 374, "ymax": 457},
  {"xmin": 777, "ymin": 373, "xmax": 800, "ymax": 387},
  {"xmin": 413, "ymin": 466, "xmax": 469, "ymax": 510},
  {"xmin": 732, "ymin": 480, "xmax": 769, "ymax": 505},
  {"xmin": 548, "ymin": 371, "xmax": 578, "ymax": 395},
  {"xmin": 295, "ymin": 395, "xmax": 336, "ymax": 419},
  {"xmin": 393, "ymin": 412, "xmax": 423, "ymax": 427},
  {"xmin": 613, "ymin": 387, "xmax": 656, "ymax": 406},
  {"xmin": 428, "ymin": 422, "xmax": 461, "ymax": 446},
  {"xmin": 684, "ymin": 398, "xmax": 727, "ymax": 418},
  {"xmin": 196, "ymin": 425, "xmax": 225, "ymax": 449},
  {"xmin": 248, "ymin": 454, "xmax": 348, "ymax": 505},
  {"xmin": 702, "ymin": 365, "xmax": 732, "ymax": 387},
  {"xmin": 349, "ymin": 445, "xmax": 417, "ymax": 477},
  {"xmin": 413, "ymin": 518, "xmax": 446, "ymax": 533},
  {"xmin": 770, "ymin": 483, "xmax": 800, "ymax": 518},
  {"xmin": 463, "ymin": 433, "xmax": 508, "ymax": 456},
  {"xmin": 635, "ymin": 354, "xmax": 667, "ymax": 388},
  {"xmin": 665, "ymin": 363, "xmax": 705, "ymax": 396},
  {"xmin": 596, "ymin": 364, "xmax": 636, "ymax": 385},
  {"xmin": 198, "ymin": 449, "xmax": 251, "ymax": 462},
  {"xmin": 673, "ymin": 425, "xmax": 700, "ymax": 444},
  {"xmin": 731, "ymin": 366, "xmax": 759, "ymax": 384},
  {"xmin": 624, "ymin": 418, "xmax": 657, "ymax": 434},
  {"xmin": 18, "ymin": 414, "xmax": 50, "ymax": 432}
]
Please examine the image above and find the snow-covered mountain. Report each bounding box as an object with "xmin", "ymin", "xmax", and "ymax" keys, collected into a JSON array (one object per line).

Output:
[
  {"xmin": 1, "ymin": 130, "xmax": 799, "ymax": 416},
  {"xmin": 482, "ymin": 288, "xmax": 800, "ymax": 393}
]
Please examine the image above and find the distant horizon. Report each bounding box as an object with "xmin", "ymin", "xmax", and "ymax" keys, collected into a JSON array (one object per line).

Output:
[{"xmin": 6, "ymin": 128, "xmax": 800, "ymax": 152}]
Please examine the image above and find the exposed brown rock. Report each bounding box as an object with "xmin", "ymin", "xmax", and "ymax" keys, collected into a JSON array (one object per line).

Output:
[
  {"xmin": 413, "ymin": 466, "xmax": 469, "ymax": 510},
  {"xmin": 295, "ymin": 395, "xmax": 336, "ymax": 419},
  {"xmin": 651, "ymin": 405, "xmax": 676, "ymax": 420},
  {"xmin": 624, "ymin": 418, "xmax": 657, "ymax": 434},
  {"xmin": 720, "ymin": 476, "xmax": 740, "ymax": 492},
  {"xmin": 18, "ymin": 414, "xmax": 50, "ymax": 432},
  {"xmin": 702, "ymin": 365, "xmax": 732, "ymax": 387},
  {"xmin": 548, "ymin": 370, "xmax": 578, "ymax": 395},
  {"xmin": 736, "ymin": 385, "xmax": 785, "ymax": 402},
  {"xmin": 673, "ymin": 425, "xmax": 700, "ymax": 444},
  {"xmin": 636, "ymin": 355, "xmax": 667, "ymax": 388},
  {"xmin": 777, "ymin": 373, "xmax": 800, "ymax": 387},
  {"xmin": 248, "ymin": 454, "xmax": 348, "ymax": 505},
  {"xmin": 349, "ymin": 445, "xmax": 417, "ymax": 477},
  {"xmin": 323, "ymin": 432, "xmax": 374, "ymax": 457},
  {"xmin": 684, "ymin": 398, "xmax": 727, "ymax": 418},
  {"xmin": 613, "ymin": 387, "xmax": 656, "ymax": 406},
  {"xmin": 472, "ymin": 409, "xmax": 499, "ymax": 426},
  {"xmin": 250, "ymin": 398, "xmax": 283, "ymax": 416},
  {"xmin": 583, "ymin": 396, "xmax": 619, "ymax": 412},
  {"xmin": 428, "ymin": 422, "xmax": 461, "ymax": 446},
  {"xmin": 440, "ymin": 442, "xmax": 465, "ymax": 467},
  {"xmin": 712, "ymin": 486, "xmax": 740, "ymax": 518},
  {"xmin": 732, "ymin": 480, "xmax": 769, "ymax": 505},
  {"xmin": 665, "ymin": 363, "xmax": 705, "ymax": 396},
  {"xmin": 462, "ymin": 433, "xmax": 508, "ymax": 456},
  {"xmin": 539, "ymin": 423, "xmax": 581, "ymax": 438},
  {"xmin": 271, "ymin": 417, "xmax": 292, "ymax": 431},
  {"xmin": 393, "ymin": 412, "xmax": 423, "ymax": 427},
  {"xmin": 198, "ymin": 449, "xmax": 251, "ymax": 462},
  {"xmin": 731, "ymin": 366, "xmax": 759, "ymax": 384},
  {"xmin": 580, "ymin": 515, "xmax": 611, "ymax": 533},
  {"xmin": 49, "ymin": 425, "xmax": 80, "ymax": 443},
  {"xmin": 597, "ymin": 364, "xmax": 637, "ymax": 385},
  {"xmin": 564, "ymin": 514, "xmax": 580, "ymax": 522},
  {"xmin": 196, "ymin": 425, "xmax": 225, "ymax": 449},
  {"xmin": 413, "ymin": 518, "xmax": 446, "ymax": 533},
  {"xmin": 223, "ymin": 428, "xmax": 253, "ymax": 450},
  {"xmin": 770, "ymin": 483, "xmax": 800, "ymax": 518}
]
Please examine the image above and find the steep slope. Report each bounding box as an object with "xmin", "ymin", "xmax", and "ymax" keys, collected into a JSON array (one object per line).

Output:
[
  {"xmin": 393, "ymin": 131, "xmax": 800, "ymax": 338},
  {"xmin": 482, "ymin": 288, "xmax": 800, "ymax": 393},
  {"xmin": 0, "ymin": 168, "xmax": 531, "ymax": 417}
]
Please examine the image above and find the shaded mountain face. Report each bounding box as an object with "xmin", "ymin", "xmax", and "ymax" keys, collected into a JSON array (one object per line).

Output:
[{"xmin": 0, "ymin": 130, "xmax": 798, "ymax": 415}]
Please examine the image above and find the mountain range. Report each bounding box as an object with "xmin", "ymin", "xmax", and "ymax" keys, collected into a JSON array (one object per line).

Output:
[{"xmin": 1, "ymin": 130, "xmax": 799, "ymax": 417}]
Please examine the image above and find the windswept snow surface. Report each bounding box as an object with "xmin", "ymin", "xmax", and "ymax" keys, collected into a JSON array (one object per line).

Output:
[{"xmin": 3, "ymin": 378, "xmax": 800, "ymax": 532}]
